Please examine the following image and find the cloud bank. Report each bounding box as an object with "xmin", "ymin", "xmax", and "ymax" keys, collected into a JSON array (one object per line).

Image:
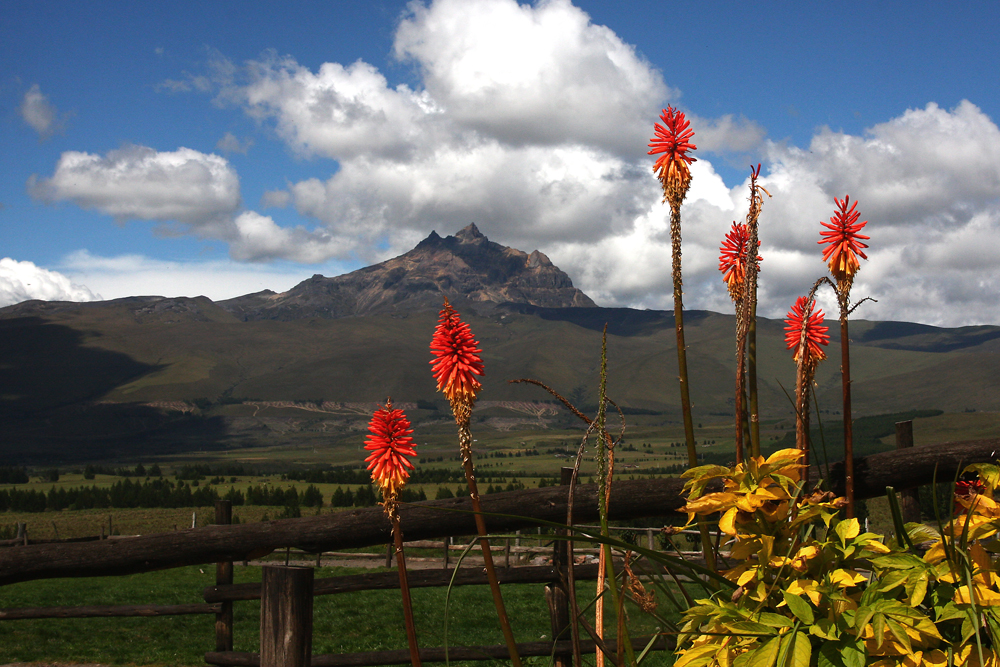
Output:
[
  {"xmin": 35, "ymin": 0, "xmax": 1000, "ymax": 326},
  {"xmin": 0, "ymin": 258, "xmax": 100, "ymax": 308}
]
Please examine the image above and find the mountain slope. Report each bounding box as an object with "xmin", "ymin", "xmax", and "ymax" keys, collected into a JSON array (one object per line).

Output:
[{"xmin": 218, "ymin": 224, "xmax": 594, "ymax": 321}]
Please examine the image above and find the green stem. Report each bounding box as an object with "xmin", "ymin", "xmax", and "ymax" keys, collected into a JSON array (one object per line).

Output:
[
  {"xmin": 456, "ymin": 407, "xmax": 522, "ymax": 667},
  {"xmin": 748, "ymin": 303, "xmax": 760, "ymax": 458},
  {"xmin": 392, "ymin": 513, "xmax": 422, "ymax": 667},
  {"xmin": 670, "ymin": 202, "xmax": 716, "ymax": 572},
  {"xmin": 840, "ymin": 312, "xmax": 855, "ymax": 518}
]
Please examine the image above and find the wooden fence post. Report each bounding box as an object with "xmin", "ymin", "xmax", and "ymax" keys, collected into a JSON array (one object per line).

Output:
[
  {"xmin": 215, "ymin": 500, "xmax": 234, "ymax": 653},
  {"xmin": 260, "ymin": 566, "xmax": 313, "ymax": 667},
  {"xmin": 544, "ymin": 466, "xmax": 574, "ymax": 667},
  {"xmin": 895, "ymin": 421, "xmax": 922, "ymax": 523},
  {"xmin": 443, "ymin": 537, "xmax": 450, "ymax": 570}
]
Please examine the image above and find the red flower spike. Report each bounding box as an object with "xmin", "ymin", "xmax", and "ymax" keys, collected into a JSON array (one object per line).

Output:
[
  {"xmin": 783, "ymin": 297, "xmax": 830, "ymax": 363},
  {"xmin": 430, "ymin": 298, "xmax": 485, "ymax": 405},
  {"xmin": 648, "ymin": 106, "xmax": 697, "ymax": 189},
  {"xmin": 718, "ymin": 222, "xmax": 762, "ymax": 300},
  {"xmin": 364, "ymin": 399, "xmax": 417, "ymax": 503},
  {"xmin": 818, "ymin": 195, "xmax": 869, "ymax": 282}
]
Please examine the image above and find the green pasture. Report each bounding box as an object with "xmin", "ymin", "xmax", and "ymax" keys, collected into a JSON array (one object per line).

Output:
[{"xmin": 0, "ymin": 564, "xmax": 678, "ymax": 666}]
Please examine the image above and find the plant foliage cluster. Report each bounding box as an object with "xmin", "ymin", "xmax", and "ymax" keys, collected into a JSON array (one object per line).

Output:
[{"xmin": 672, "ymin": 452, "xmax": 1000, "ymax": 666}]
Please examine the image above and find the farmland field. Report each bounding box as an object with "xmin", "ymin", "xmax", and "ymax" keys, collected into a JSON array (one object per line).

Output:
[{"xmin": 0, "ymin": 562, "xmax": 678, "ymax": 666}]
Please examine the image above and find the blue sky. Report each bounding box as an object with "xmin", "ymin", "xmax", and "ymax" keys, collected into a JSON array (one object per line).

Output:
[{"xmin": 2, "ymin": 0, "xmax": 999, "ymax": 326}]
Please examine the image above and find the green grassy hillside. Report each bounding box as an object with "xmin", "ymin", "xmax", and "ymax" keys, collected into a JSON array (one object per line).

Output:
[{"xmin": 1, "ymin": 297, "xmax": 997, "ymax": 464}]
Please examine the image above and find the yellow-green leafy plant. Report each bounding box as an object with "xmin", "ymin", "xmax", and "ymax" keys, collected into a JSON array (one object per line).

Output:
[{"xmin": 670, "ymin": 449, "xmax": 996, "ymax": 667}]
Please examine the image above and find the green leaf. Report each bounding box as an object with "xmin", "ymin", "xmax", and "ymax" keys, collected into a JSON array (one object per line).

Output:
[
  {"xmin": 673, "ymin": 644, "xmax": 718, "ymax": 667},
  {"xmin": 745, "ymin": 636, "xmax": 780, "ymax": 667},
  {"xmin": 782, "ymin": 591, "xmax": 815, "ymax": 625},
  {"xmin": 730, "ymin": 621, "xmax": 779, "ymax": 636},
  {"xmin": 756, "ymin": 612, "xmax": 795, "ymax": 629},
  {"xmin": 808, "ymin": 618, "xmax": 839, "ymax": 641},
  {"xmin": 787, "ymin": 632, "xmax": 812, "ymax": 667},
  {"xmin": 842, "ymin": 638, "xmax": 866, "ymax": 667},
  {"xmin": 819, "ymin": 638, "xmax": 867, "ymax": 667},
  {"xmin": 884, "ymin": 617, "xmax": 913, "ymax": 655}
]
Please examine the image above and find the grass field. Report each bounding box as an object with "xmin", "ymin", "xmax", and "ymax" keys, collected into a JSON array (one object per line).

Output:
[{"xmin": 0, "ymin": 562, "xmax": 679, "ymax": 666}]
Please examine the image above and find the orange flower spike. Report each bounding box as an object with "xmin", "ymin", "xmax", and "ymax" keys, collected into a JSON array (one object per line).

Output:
[
  {"xmin": 364, "ymin": 399, "xmax": 417, "ymax": 506},
  {"xmin": 718, "ymin": 221, "xmax": 762, "ymax": 301},
  {"xmin": 648, "ymin": 106, "xmax": 697, "ymax": 191},
  {"xmin": 783, "ymin": 297, "xmax": 830, "ymax": 363},
  {"xmin": 430, "ymin": 299, "xmax": 485, "ymax": 406},
  {"xmin": 818, "ymin": 195, "xmax": 869, "ymax": 283}
]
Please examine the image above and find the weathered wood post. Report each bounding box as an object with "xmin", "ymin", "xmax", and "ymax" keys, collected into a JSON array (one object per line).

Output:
[
  {"xmin": 260, "ymin": 566, "xmax": 313, "ymax": 667},
  {"xmin": 442, "ymin": 536, "xmax": 450, "ymax": 570},
  {"xmin": 215, "ymin": 500, "xmax": 234, "ymax": 652},
  {"xmin": 895, "ymin": 421, "xmax": 922, "ymax": 523},
  {"xmin": 544, "ymin": 467, "xmax": 574, "ymax": 667}
]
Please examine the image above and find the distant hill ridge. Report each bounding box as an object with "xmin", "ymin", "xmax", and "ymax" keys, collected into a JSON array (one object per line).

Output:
[{"xmin": 218, "ymin": 223, "xmax": 595, "ymax": 321}]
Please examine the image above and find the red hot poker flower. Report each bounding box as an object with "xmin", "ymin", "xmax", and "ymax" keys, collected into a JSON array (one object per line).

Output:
[
  {"xmin": 648, "ymin": 106, "xmax": 697, "ymax": 192},
  {"xmin": 818, "ymin": 195, "xmax": 869, "ymax": 283},
  {"xmin": 364, "ymin": 399, "xmax": 417, "ymax": 505},
  {"xmin": 718, "ymin": 222, "xmax": 762, "ymax": 301},
  {"xmin": 783, "ymin": 297, "xmax": 830, "ymax": 363},
  {"xmin": 430, "ymin": 298, "xmax": 485, "ymax": 406}
]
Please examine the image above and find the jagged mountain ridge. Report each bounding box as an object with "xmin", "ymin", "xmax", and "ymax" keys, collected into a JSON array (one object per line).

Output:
[{"xmin": 219, "ymin": 223, "xmax": 595, "ymax": 321}]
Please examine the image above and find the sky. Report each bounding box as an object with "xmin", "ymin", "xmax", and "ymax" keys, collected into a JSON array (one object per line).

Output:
[{"xmin": 2, "ymin": 0, "xmax": 999, "ymax": 327}]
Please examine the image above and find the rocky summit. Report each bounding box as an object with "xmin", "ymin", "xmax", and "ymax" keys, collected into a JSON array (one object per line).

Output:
[{"xmin": 219, "ymin": 223, "xmax": 595, "ymax": 321}]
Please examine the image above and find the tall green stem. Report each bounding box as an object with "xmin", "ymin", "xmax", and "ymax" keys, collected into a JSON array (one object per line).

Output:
[
  {"xmin": 391, "ymin": 513, "xmax": 422, "ymax": 667},
  {"xmin": 840, "ymin": 311, "xmax": 855, "ymax": 518},
  {"xmin": 670, "ymin": 201, "xmax": 716, "ymax": 572},
  {"xmin": 747, "ymin": 306, "xmax": 760, "ymax": 458},
  {"xmin": 454, "ymin": 403, "xmax": 521, "ymax": 667},
  {"xmin": 594, "ymin": 330, "xmax": 635, "ymax": 667}
]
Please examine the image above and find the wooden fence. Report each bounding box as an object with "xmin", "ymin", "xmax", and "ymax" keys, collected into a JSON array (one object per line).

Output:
[{"xmin": 1, "ymin": 431, "xmax": 998, "ymax": 666}]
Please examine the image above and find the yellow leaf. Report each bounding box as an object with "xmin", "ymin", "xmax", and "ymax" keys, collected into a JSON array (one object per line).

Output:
[
  {"xmin": 829, "ymin": 568, "xmax": 867, "ymax": 588},
  {"xmin": 683, "ymin": 492, "xmax": 741, "ymax": 515},
  {"xmin": 730, "ymin": 537, "xmax": 761, "ymax": 561},
  {"xmin": 759, "ymin": 501, "xmax": 790, "ymax": 522},
  {"xmin": 971, "ymin": 542, "xmax": 993, "ymax": 585},
  {"xmin": 764, "ymin": 448, "xmax": 804, "ymax": 465},
  {"xmin": 719, "ymin": 507, "xmax": 739, "ymax": 536},
  {"xmin": 786, "ymin": 579, "xmax": 822, "ymax": 606},
  {"xmin": 737, "ymin": 566, "xmax": 759, "ymax": 587},
  {"xmin": 864, "ymin": 540, "xmax": 892, "ymax": 554},
  {"xmin": 922, "ymin": 540, "xmax": 946, "ymax": 565},
  {"xmin": 673, "ymin": 644, "xmax": 719, "ymax": 667},
  {"xmin": 954, "ymin": 583, "xmax": 1000, "ymax": 606},
  {"xmin": 836, "ymin": 518, "xmax": 860, "ymax": 541}
]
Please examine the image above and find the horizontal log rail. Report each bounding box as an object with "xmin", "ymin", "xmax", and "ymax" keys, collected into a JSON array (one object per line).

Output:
[
  {"xmin": 205, "ymin": 636, "xmax": 672, "ymax": 666},
  {"xmin": 204, "ymin": 564, "xmax": 602, "ymax": 603},
  {"xmin": 2, "ymin": 437, "xmax": 996, "ymax": 586},
  {"xmin": 0, "ymin": 602, "xmax": 221, "ymax": 621}
]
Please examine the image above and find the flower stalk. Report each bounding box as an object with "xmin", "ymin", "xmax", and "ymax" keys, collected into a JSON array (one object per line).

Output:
[
  {"xmin": 430, "ymin": 299, "xmax": 521, "ymax": 666},
  {"xmin": 650, "ymin": 106, "xmax": 715, "ymax": 570},
  {"xmin": 818, "ymin": 195, "xmax": 869, "ymax": 517},
  {"xmin": 364, "ymin": 399, "xmax": 421, "ymax": 667},
  {"xmin": 783, "ymin": 293, "xmax": 830, "ymax": 485},
  {"xmin": 718, "ymin": 217, "xmax": 762, "ymax": 464},
  {"xmin": 743, "ymin": 165, "xmax": 768, "ymax": 458}
]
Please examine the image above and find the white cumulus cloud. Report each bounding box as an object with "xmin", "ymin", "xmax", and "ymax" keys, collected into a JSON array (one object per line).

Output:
[
  {"xmin": 29, "ymin": 145, "xmax": 241, "ymax": 235},
  {"xmin": 0, "ymin": 258, "xmax": 100, "ymax": 308}
]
